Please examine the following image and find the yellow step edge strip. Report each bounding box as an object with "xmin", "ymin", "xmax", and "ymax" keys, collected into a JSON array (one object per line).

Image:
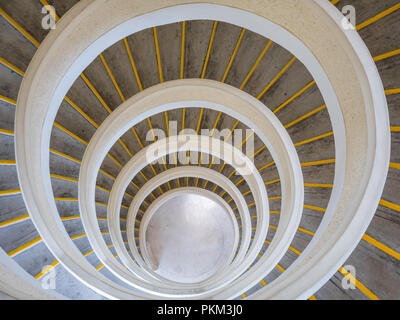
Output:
[
  {"xmin": 80, "ymin": 73, "xmax": 113, "ymax": 114},
  {"xmin": 53, "ymin": 122, "xmax": 88, "ymax": 145},
  {"xmin": 0, "ymin": 8, "xmax": 40, "ymax": 47},
  {"xmin": 180, "ymin": 21, "xmax": 186, "ymax": 79},
  {"xmin": 96, "ymin": 264, "xmax": 105, "ymax": 271},
  {"xmin": 0, "ymin": 189, "xmax": 21, "ymax": 196},
  {"xmin": 99, "ymin": 53, "xmax": 126, "ymax": 102},
  {"xmin": 338, "ymin": 267, "xmax": 379, "ymax": 300},
  {"xmin": 64, "ymin": 96, "xmax": 99, "ymax": 129},
  {"xmin": 0, "ymin": 214, "xmax": 30, "ymax": 228},
  {"xmin": 284, "ymin": 104, "xmax": 327, "ymax": 129},
  {"xmin": 379, "ymin": 199, "xmax": 400, "ymax": 212},
  {"xmin": 153, "ymin": 26, "xmax": 164, "ymax": 83},
  {"xmin": 294, "ymin": 132, "xmax": 333, "ymax": 147},
  {"xmin": 240, "ymin": 40, "xmax": 272, "ymax": 89},
  {"xmin": 34, "ymin": 260, "xmax": 60, "ymax": 279},
  {"xmin": 257, "ymin": 57, "xmax": 297, "ymax": 100},
  {"xmin": 8, "ymin": 236, "xmax": 42, "ymax": 257},
  {"xmin": 362, "ymin": 234, "xmax": 400, "ymax": 261},
  {"xmin": 50, "ymin": 148, "xmax": 81, "ymax": 164},
  {"xmin": 221, "ymin": 28, "xmax": 246, "ymax": 83},
  {"xmin": 374, "ymin": 49, "xmax": 400, "ymax": 62},
  {"xmin": 0, "ymin": 128, "xmax": 14, "ymax": 136},
  {"xmin": 61, "ymin": 216, "xmax": 80, "ymax": 221},
  {"xmin": 356, "ymin": 3, "xmax": 400, "ymax": 31},
  {"xmin": 265, "ymin": 178, "xmax": 280, "ymax": 186},
  {"xmin": 0, "ymin": 94, "xmax": 16, "ymax": 105},
  {"xmin": 70, "ymin": 233, "xmax": 86, "ymax": 240},
  {"xmin": 389, "ymin": 162, "xmax": 400, "ymax": 170},
  {"xmin": 0, "ymin": 160, "xmax": 16, "ymax": 165},
  {"xmin": 301, "ymin": 159, "xmax": 335, "ymax": 167},
  {"xmin": 0, "ymin": 57, "xmax": 25, "ymax": 76},
  {"xmin": 391, "ymin": 126, "xmax": 400, "ymax": 132},
  {"xmin": 201, "ymin": 21, "xmax": 218, "ymax": 79},
  {"xmin": 273, "ymin": 80, "xmax": 315, "ymax": 114},
  {"xmin": 304, "ymin": 183, "xmax": 333, "ymax": 188},
  {"xmin": 304, "ymin": 204, "xmax": 326, "ymax": 213},
  {"xmin": 386, "ymin": 88, "xmax": 400, "ymax": 95},
  {"xmin": 123, "ymin": 38, "xmax": 143, "ymax": 91}
]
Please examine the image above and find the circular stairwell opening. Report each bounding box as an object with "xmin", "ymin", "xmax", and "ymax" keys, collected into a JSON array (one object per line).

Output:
[{"xmin": 144, "ymin": 193, "xmax": 235, "ymax": 284}]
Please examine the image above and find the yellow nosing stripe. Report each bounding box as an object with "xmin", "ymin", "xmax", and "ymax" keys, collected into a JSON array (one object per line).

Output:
[
  {"xmin": 240, "ymin": 40, "xmax": 272, "ymax": 89},
  {"xmin": 0, "ymin": 160, "xmax": 16, "ymax": 165},
  {"xmin": 180, "ymin": 21, "xmax": 186, "ymax": 79},
  {"xmin": 362, "ymin": 234, "xmax": 400, "ymax": 260},
  {"xmin": 276, "ymin": 264, "xmax": 285, "ymax": 273},
  {"xmin": 64, "ymin": 96, "xmax": 99, "ymax": 128},
  {"xmin": 386, "ymin": 88, "xmax": 400, "ymax": 95},
  {"xmin": 0, "ymin": 128, "xmax": 14, "ymax": 136},
  {"xmin": 84, "ymin": 250, "xmax": 94, "ymax": 257},
  {"xmin": 301, "ymin": 159, "xmax": 335, "ymax": 167},
  {"xmin": 61, "ymin": 216, "xmax": 80, "ymax": 221},
  {"xmin": 258, "ymin": 161, "xmax": 275, "ymax": 172},
  {"xmin": 80, "ymin": 73, "xmax": 112, "ymax": 114},
  {"xmin": 51, "ymin": 174, "xmax": 79, "ymax": 183},
  {"xmin": 96, "ymin": 264, "xmax": 105, "ymax": 271},
  {"xmin": 338, "ymin": 266, "xmax": 379, "ymax": 300},
  {"xmin": 285, "ymin": 105, "xmax": 326, "ymax": 129},
  {"xmin": 71, "ymin": 233, "xmax": 86, "ymax": 240},
  {"xmin": 0, "ymin": 57, "xmax": 25, "ymax": 76},
  {"xmin": 100, "ymin": 53, "xmax": 125, "ymax": 102},
  {"xmin": 0, "ymin": 214, "xmax": 30, "ymax": 228},
  {"xmin": 309, "ymin": 295, "xmax": 317, "ymax": 300},
  {"xmin": 265, "ymin": 179, "xmax": 280, "ymax": 186},
  {"xmin": 298, "ymin": 227, "xmax": 315, "ymax": 236},
  {"xmin": 379, "ymin": 199, "xmax": 400, "ymax": 212},
  {"xmin": 123, "ymin": 38, "xmax": 143, "ymax": 91},
  {"xmin": 330, "ymin": 0, "xmax": 340, "ymax": 5},
  {"xmin": 356, "ymin": 3, "xmax": 400, "ymax": 31},
  {"xmin": 153, "ymin": 27, "xmax": 164, "ymax": 83},
  {"xmin": 304, "ymin": 204, "xmax": 326, "ymax": 212},
  {"xmin": 374, "ymin": 49, "xmax": 400, "ymax": 62},
  {"xmin": 35, "ymin": 260, "xmax": 60, "ymax": 279},
  {"xmin": 221, "ymin": 28, "xmax": 246, "ymax": 83},
  {"xmin": 257, "ymin": 57, "xmax": 296, "ymax": 100},
  {"xmin": 289, "ymin": 246, "xmax": 301, "ymax": 256},
  {"xmin": 304, "ymin": 183, "xmax": 333, "ymax": 188},
  {"xmin": 53, "ymin": 122, "xmax": 87, "ymax": 145},
  {"xmin": 391, "ymin": 126, "xmax": 400, "ymax": 132},
  {"xmin": 55, "ymin": 197, "xmax": 78, "ymax": 202},
  {"xmin": 0, "ymin": 8, "xmax": 40, "ymax": 47},
  {"xmin": 273, "ymin": 80, "xmax": 315, "ymax": 114},
  {"xmin": 294, "ymin": 131, "xmax": 333, "ymax": 147},
  {"xmin": 0, "ymin": 94, "xmax": 16, "ymax": 105},
  {"xmin": 0, "ymin": 189, "xmax": 21, "ymax": 196},
  {"xmin": 389, "ymin": 162, "xmax": 400, "ymax": 170},
  {"xmin": 260, "ymin": 279, "xmax": 267, "ymax": 287},
  {"xmin": 201, "ymin": 21, "xmax": 218, "ymax": 79},
  {"xmin": 8, "ymin": 236, "xmax": 42, "ymax": 257},
  {"xmin": 50, "ymin": 148, "xmax": 81, "ymax": 164}
]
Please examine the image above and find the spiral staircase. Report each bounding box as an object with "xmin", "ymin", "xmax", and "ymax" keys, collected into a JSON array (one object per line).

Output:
[{"xmin": 0, "ymin": 0, "xmax": 398, "ymax": 300}]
